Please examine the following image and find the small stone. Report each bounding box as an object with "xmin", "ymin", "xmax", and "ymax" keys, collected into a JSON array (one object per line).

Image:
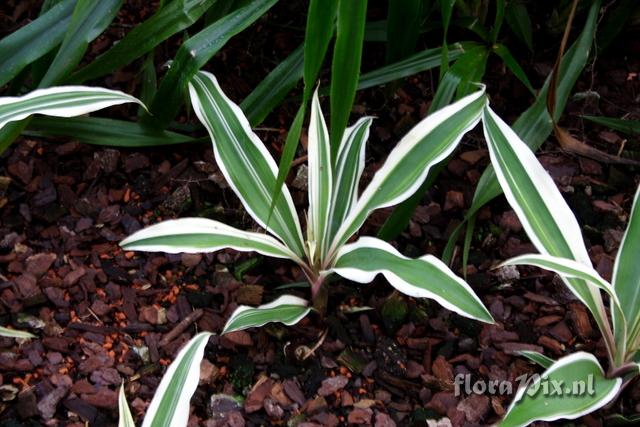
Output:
[
  {"xmin": 348, "ymin": 407, "xmax": 373, "ymax": 425},
  {"xmin": 457, "ymin": 394, "xmax": 489, "ymax": 423},
  {"xmin": 432, "ymin": 356, "xmax": 453, "ymax": 382},
  {"xmin": 443, "ymin": 191, "xmax": 464, "ymax": 211},
  {"xmin": 318, "ymin": 375, "xmax": 349, "ymax": 396},
  {"xmin": 25, "ymin": 253, "xmax": 56, "ymax": 277},
  {"xmin": 374, "ymin": 412, "xmax": 397, "ymax": 427},
  {"xmin": 223, "ymin": 330, "xmax": 253, "ymax": 346},
  {"xmin": 181, "ymin": 253, "xmax": 202, "ymax": 267},
  {"xmin": 37, "ymin": 386, "xmax": 69, "ymax": 419},
  {"xmin": 138, "ymin": 306, "xmax": 167, "ymax": 325},
  {"xmin": 64, "ymin": 267, "xmax": 86, "ymax": 287}
]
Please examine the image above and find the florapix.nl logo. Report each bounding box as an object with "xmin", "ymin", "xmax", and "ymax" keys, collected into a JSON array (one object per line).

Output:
[{"xmin": 454, "ymin": 373, "xmax": 596, "ymax": 397}]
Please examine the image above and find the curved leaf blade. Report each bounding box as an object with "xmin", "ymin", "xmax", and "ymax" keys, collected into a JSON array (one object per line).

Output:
[
  {"xmin": 331, "ymin": 88, "xmax": 485, "ymax": 250},
  {"xmin": 222, "ymin": 295, "xmax": 311, "ymax": 334},
  {"xmin": 333, "ymin": 237, "xmax": 493, "ymax": 323},
  {"xmin": 120, "ymin": 217, "xmax": 299, "ymax": 261},
  {"xmin": 308, "ymin": 89, "xmax": 333, "ymax": 258},
  {"xmin": 482, "ymin": 105, "xmax": 613, "ymax": 355},
  {"xmin": 501, "ymin": 353, "xmax": 622, "ymax": 427},
  {"xmin": 39, "ymin": 0, "xmax": 123, "ymax": 88},
  {"xmin": 329, "ymin": 116, "xmax": 372, "ymax": 239},
  {"xmin": 0, "ymin": 86, "xmax": 143, "ymax": 131},
  {"xmin": 142, "ymin": 332, "xmax": 213, "ymax": 427},
  {"xmin": 187, "ymin": 71, "xmax": 305, "ymax": 256}
]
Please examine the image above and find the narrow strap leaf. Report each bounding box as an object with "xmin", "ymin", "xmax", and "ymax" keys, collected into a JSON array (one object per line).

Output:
[
  {"xmin": 0, "ymin": 0, "xmax": 76, "ymax": 87},
  {"xmin": 330, "ymin": 0, "xmax": 368, "ymax": 159},
  {"xmin": 333, "ymin": 237, "xmax": 493, "ymax": 323},
  {"xmin": 329, "ymin": 116, "xmax": 373, "ymax": 239},
  {"xmin": 142, "ymin": 332, "xmax": 213, "ymax": 427},
  {"xmin": 187, "ymin": 71, "xmax": 305, "ymax": 256},
  {"xmin": 0, "ymin": 86, "xmax": 143, "ymax": 131},
  {"xmin": 307, "ymin": 89, "xmax": 333, "ymax": 259},
  {"xmin": 120, "ymin": 217, "xmax": 300, "ymax": 262},
  {"xmin": 482, "ymin": 104, "xmax": 615, "ymax": 361},
  {"xmin": 331, "ymin": 88, "xmax": 485, "ymax": 252},
  {"xmin": 223, "ymin": 295, "xmax": 311, "ymax": 334}
]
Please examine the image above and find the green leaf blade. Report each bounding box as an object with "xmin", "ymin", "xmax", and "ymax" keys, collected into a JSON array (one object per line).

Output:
[
  {"xmin": 222, "ymin": 295, "xmax": 311, "ymax": 334},
  {"xmin": 142, "ymin": 332, "xmax": 213, "ymax": 427},
  {"xmin": 70, "ymin": 0, "xmax": 217, "ymax": 83},
  {"xmin": 147, "ymin": 0, "xmax": 278, "ymax": 127},
  {"xmin": 0, "ymin": 0, "xmax": 76, "ymax": 87},
  {"xmin": 333, "ymin": 237, "xmax": 493, "ymax": 323},
  {"xmin": 330, "ymin": 0, "xmax": 368, "ymax": 158},
  {"xmin": 120, "ymin": 217, "xmax": 299, "ymax": 261},
  {"xmin": 188, "ymin": 71, "xmax": 305, "ymax": 257},
  {"xmin": 501, "ymin": 353, "xmax": 622, "ymax": 427}
]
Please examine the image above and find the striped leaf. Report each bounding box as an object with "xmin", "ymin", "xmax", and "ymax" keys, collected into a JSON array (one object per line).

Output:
[
  {"xmin": 482, "ymin": 105, "xmax": 615, "ymax": 358},
  {"xmin": 518, "ymin": 350, "xmax": 554, "ymax": 369},
  {"xmin": 307, "ymin": 89, "xmax": 333, "ymax": 259},
  {"xmin": 222, "ymin": 295, "xmax": 311, "ymax": 334},
  {"xmin": 614, "ymin": 185, "xmax": 640, "ymax": 348},
  {"xmin": 0, "ymin": 86, "xmax": 143, "ymax": 131},
  {"xmin": 332, "ymin": 237, "xmax": 493, "ymax": 323},
  {"xmin": 118, "ymin": 384, "xmax": 136, "ymax": 427},
  {"xmin": 330, "ymin": 88, "xmax": 485, "ymax": 251},
  {"xmin": 120, "ymin": 218, "xmax": 300, "ymax": 262},
  {"xmin": 143, "ymin": 332, "xmax": 213, "ymax": 427},
  {"xmin": 328, "ymin": 116, "xmax": 373, "ymax": 239},
  {"xmin": 501, "ymin": 353, "xmax": 622, "ymax": 427},
  {"xmin": 187, "ymin": 71, "xmax": 305, "ymax": 257},
  {"xmin": 0, "ymin": 326, "xmax": 36, "ymax": 339},
  {"xmin": 499, "ymin": 254, "xmax": 616, "ymax": 300}
]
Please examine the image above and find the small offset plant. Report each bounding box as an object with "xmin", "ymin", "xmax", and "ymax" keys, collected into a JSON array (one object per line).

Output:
[{"xmin": 481, "ymin": 108, "xmax": 640, "ymax": 426}]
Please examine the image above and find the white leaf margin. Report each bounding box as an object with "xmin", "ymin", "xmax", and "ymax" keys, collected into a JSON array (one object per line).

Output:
[
  {"xmin": 0, "ymin": 86, "xmax": 144, "ymax": 129},
  {"xmin": 503, "ymin": 352, "xmax": 622, "ymax": 427},
  {"xmin": 331, "ymin": 236, "xmax": 492, "ymax": 323}
]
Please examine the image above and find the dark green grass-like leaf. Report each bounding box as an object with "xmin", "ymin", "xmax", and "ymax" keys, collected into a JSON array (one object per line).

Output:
[
  {"xmin": 69, "ymin": 0, "xmax": 216, "ymax": 84},
  {"xmin": 505, "ymin": 0, "xmax": 533, "ymax": 51},
  {"xmin": 25, "ymin": 116, "xmax": 200, "ymax": 147},
  {"xmin": 39, "ymin": 0, "xmax": 123, "ymax": 87},
  {"xmin": 330, "ymin": 0, "xmax": 368, "ymax": 160},
  {"xmin": 581, "ymin": 115, "xmax": 640, "ymax": 136},
  {"xmin": 0, "ymin": 0, "xmax": 76, "ymax": 87},
  {"xmin": 145, "ymin": 0, "xmax": 278, "ymax": 127},
  {"xmin": 385, "ymin": 0, "xmax": 422, "ymax": 64}
]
